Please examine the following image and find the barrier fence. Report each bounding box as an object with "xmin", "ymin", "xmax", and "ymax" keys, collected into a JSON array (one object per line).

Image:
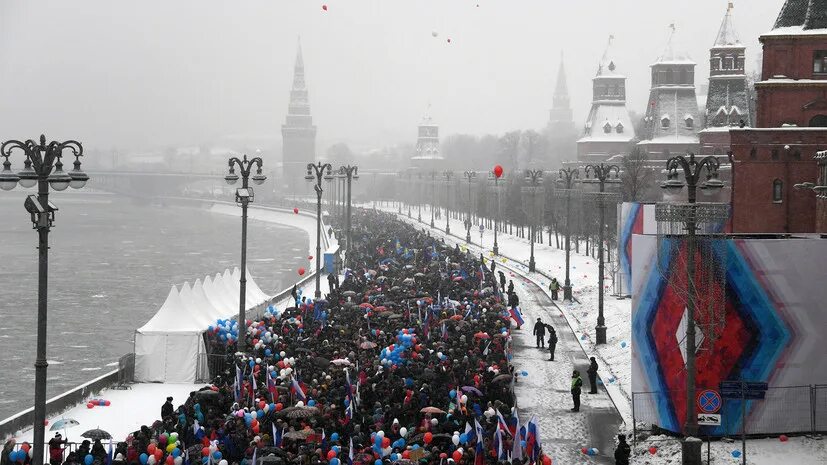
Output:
[
  {"xmin": 632, "ymin": 384, "xmax": 827, "ymax": 448},
  {"xmin": 195, "ymin": 353, "xmax": 230, "ymax": 384}
]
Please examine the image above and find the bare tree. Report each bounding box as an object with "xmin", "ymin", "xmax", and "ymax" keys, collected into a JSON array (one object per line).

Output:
[
  {"xmin": 499, "ymin": 130, "xmax": 522, "ymax": 170},
  {"xmin": 519, "ymin": 129, "xmax": 545, "ymax": 169},
  {"xmin": 620, "ymin": 144, "xmax": 653, "ymax": 202}
]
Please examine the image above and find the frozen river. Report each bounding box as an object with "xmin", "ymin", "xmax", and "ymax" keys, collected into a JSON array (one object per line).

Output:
[{"xmin": 0, "ymin": 192, "xmax": 308, "ymax": 420}]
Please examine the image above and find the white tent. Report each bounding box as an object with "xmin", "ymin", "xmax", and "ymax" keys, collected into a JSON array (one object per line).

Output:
[
  {"xmin": 133, "ymin": 269, "xmax": 272, "ymax": 383},
  {"xmin": 134, "ymin": 284, "xmax": 205, "ymax": 383}
]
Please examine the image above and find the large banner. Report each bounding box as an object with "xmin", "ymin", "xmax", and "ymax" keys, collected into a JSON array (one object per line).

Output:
[
  {"xmin": 631, "ymin": 234, "xmax": 827, "ymax": 436},
  {"xmin": 615, "ymin": 203, "xmax": 656, "ymax": 296}
]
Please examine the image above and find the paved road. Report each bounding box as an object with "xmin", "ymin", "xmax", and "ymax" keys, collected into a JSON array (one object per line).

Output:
[{"xmin": 391, "ymin": 214, "xmax": 623, "ymax": 464}]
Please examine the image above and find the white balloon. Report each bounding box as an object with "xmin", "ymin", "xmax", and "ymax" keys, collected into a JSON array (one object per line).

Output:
[
  {"xmin": 377, "ymin": 430, "xmax": 385, "ymax": 438},
  {"xmin": 256, "ymin": 358, "xmax": 262, "ymax": 364},
  {"xmin": 452, "ymin": 435, "xmax": 460, "ymax": 446},
  {"xmin": 147, "ymin": 457, "xmax": 157, "ymax": 465},
  {"xmin": 280, "ymin": 351, "xmax": 286, "ymax": 358},
  {"xmin": 174, "ymin": 458, "xmax": 183, "ymax": 465},
  {"xmin": 296, "ymin": 401, "xmax": 304, "ymax": 407},
  {"xmin": 461, "ymin": 394, "xmax": 468, "ymax": 403},
  {"xmin": 219, "ymin": 461, "xmax": 228, "ymax": 465},
  {"xmin": 431, "ymin": 418, "xmax": 438, "ymax": 425},
  {"xmin": 400, "ymin": 427, "xmax": 408, "ymax": 438}
]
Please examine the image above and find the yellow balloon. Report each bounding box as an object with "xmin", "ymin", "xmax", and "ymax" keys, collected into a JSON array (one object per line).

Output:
[
  {"xmin": 501, "ymin": 258, "xmax": 507, "ymax": 263},
  {"xmin": 166, "ymin": 444, "xmax": 176, "ymax": 453}
]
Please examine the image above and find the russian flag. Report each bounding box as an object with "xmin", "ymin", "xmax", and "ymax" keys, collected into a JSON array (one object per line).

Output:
[
  {"xmin": 508, "ymin": 407, "xmax": 520, "ymax": 438},
  {"xmin": 234, "ymin": 365, "xmax": 243, "ymax": 402},
  {"xmin": 496, "ymin": 410, "xmax": 510, "ymax": 437},
  {"xmin": 290, "ymin": 377, "xmax": 306, "ymax": 402},
  {"xmin": 344, "ymin": 369, "xmax": 355, "ymax": 419},
  {"xmin": 348, "ymin": 437, "xmax": 354, "ymax": 465},
  {"xmin": 509, "ymin": 306, "xmax": 525, "ymax": 326},
  {"xmin": 525, "ymin": 416, "xmax": 541, "ymax": 461},
  {"xmin": 473, "ymin": 419, "xmax": 485, "ymax": 465},
  {"xmin": 493, "ymin": 428, "xmax": 506, "ymax": 460},
  {"xmin": 266, "ymin": 369, "xmax": 277, "ymax": 403}
]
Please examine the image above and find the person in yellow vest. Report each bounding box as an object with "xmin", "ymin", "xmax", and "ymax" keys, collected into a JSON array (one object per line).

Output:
[{"xmin": 570, "ymin": 370, "xmax": 583, "ymax": 412}]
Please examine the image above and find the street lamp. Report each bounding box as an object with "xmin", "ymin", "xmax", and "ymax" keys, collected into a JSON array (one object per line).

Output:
[
  {"xmin": 524, "ymin": 170, "xmax": 544, "ymax": 272},
  {"xmin": 306, "ymin": 162, "xmax": 334, "ymax": 298},
  {"xmin": 660, "ymin": 152, "xmax": 723, "ymax": 436},
  {"xmin": 417, "ymin": 173, "xmax": 423, "ymax": 222},
  {"xmin": 488, "ymin": 167, "xmax": 504, "ymax": 255},
  {"xmin": 338, "ymin": 165, "xmax": 359, "ymax": 266},
  {"xmin": 429, "ymin": 171, "xmax": 437, "ymax": 228},
  {"xmin": 397, "ymin": 171, "xmax": 403, "ymax": 214},
  {"xmin": 463, "ymin": 171, "xmax": 476, "ymax": 242},
  {"xmin": 557, "ymin": 167, "xmax": 579, "ymax": 301},
  {"xmin": 443, "ymin": 171, "xmax": 454, "ymax": 234},
  {"xmin": 582, "ymin": 163, "xmax": 620, "ymax": 345},
  {"xmin": 225, "ymin": 152, "xmax": 266, "ymax": 352},
  {"xmin": 0, "ymin": 135, "xmax": 89, "ymax": 465}
]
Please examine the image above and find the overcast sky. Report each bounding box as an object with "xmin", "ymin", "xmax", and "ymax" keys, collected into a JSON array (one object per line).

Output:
[{"xmin": 0, "ymin": 0, "xmax": 785, "ymax": 154}]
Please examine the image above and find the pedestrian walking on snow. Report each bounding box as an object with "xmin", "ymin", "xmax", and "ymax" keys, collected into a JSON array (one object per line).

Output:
[
  {"xmin": 549, "ymin": 278, "xmax": 560, "ymax": 301},
  {"xmin": 570, "ymin": 370, "xmax": 583, "ymax": 412},
  {"xmin": 161, "ymin": 396, "xmax": 174, "ymax": 420},
  {"xmin": 498, "ymin": 271, "xmax": 506, "ymax": 293},
  {"xmin": 533, "ymin": 318, "xmax": 546, "ymax": 348},
  {"xmin": 587, "ymin": 357, "xmax": 599, "ymax": 394},
  {"xmin": 547, "ymin": 326, "xmax": 557, "ymax": 361},
  {"xmin": 614, "ymin": 434, "xmax": 631, "ymax": 465},
  {"xmin": 507, "ymin": 279, "xmax": 514, "ymax": 295}
]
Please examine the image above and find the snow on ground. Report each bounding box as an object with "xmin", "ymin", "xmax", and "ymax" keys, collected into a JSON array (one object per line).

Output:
[
  {"xmin": 632, "ymin": 434, "xmax": 827, "ymax": 465},
  {"xmin": 378, "ymin": 204, "xmax": 633, "ymax": 424},
  {"xmin": 15, "ymin": 383, "xmax": 202, "ymax": 445}
]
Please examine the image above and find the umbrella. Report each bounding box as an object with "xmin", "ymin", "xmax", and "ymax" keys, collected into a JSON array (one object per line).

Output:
[
  {"xmin": 283, "ymin": 429, "xmax": 312, "ymax": 440},
  {"xmin": 474, "ymin": 332, "xmax": 490, "ymax": 339},
  {"xmin": 414, "ymin": 272, "xmax": 425, "ymax": 278},
  {"xmin": 491, "ymin": 374, "xmax": 512, "ymax": 384},
  {"xmin": 285, "ymin": 407, "xmax": 320, "ymax": 419},
  {"xmin": 461, "ymin": 386, "xmax": 483, "ymax": 396},
  {"xmin": 359, "ymin": 303, "xmax": 374, "ymax": 310},
  {"xmin": 452, "ymin": 276, "xmax": 464, "ymax": 282},
  {"xmin": 387, "ymin": 314, "xmax": 403, "ymax": 320},
  {"xmin": 342, "ymin": 291, "xmax": 357, "ymax": 297},
  {"xmin": 374, "ymin": 306, "xmax": 389, "ymax": 312},
  {"xmin": 330, "ymin": 359, "xmax": 352, "ymax": 366},
  {"xmin": 359, "ymin": 341, "xmax": 378, "ymax": 349},
  {"xmin": 81, "ymin": 429, "xmax": 112, "ymax": 440},
  {"xmin": 419, "ymin": 407, "xmax": 446, "ymax": 414},
  {"xmin": 50, "ymin": 419, "xmax": 79, "ymax": 431},
  {"xmin": 313, "ymin": 356, "xmax": 331, "ymax": 367},
  {"xmin": 294, "ymin": 347, "xmax": 312, "ymax": 354}
]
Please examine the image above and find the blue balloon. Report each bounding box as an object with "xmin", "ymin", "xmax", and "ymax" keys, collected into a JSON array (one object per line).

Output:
[
  {"xmin": 201, "ymin": 458, "xmax": 209, "ymax": 465},
  {"xmin": 731, "ymin": 450, "xmax": 742, "ymax": 458},
  {"xmin": 390, "ymin": 454, "xmax": 398, "ymax": 461},
  {"xmin": 85, "ymin": 454, "xmax": 94, "ymax": 465},
  {"xmin": 257, "ymin": 409, "xmax": 264, "ymax": 418},
  {"xmin": 9, "ymin": 452, "xmax": 17, "ymax": 462},
  {"xmin": 521, "ymin": 440, "xmax": 526, "ymax": 448},
  {"xmin": 332, "ymin": 445, "xmax": 341, "ymax": 453},
  {"xmin": 459, "ymin": 433, "xmax": 468, "ymax": 444},
  {"xmin": 521, "ymin": 371, "xmax": 528, "ymax": 376},
  {"xmin": 330, "ymin": 459, "xmax": 339, "ymax": 465},
  {"xmin": 375, "ymin": 435, "xmax": 382, "ymax": 446},
  {"xmin": 375, "ymin": 460, "xmax": 383, "ymax": 465},
  {"xmin": 412, "ymin": 445, "xmax": 419, "ymax": 450},
  {"xmin": 307, "ymin": 399, "xmax": 316, "ymax": 407},
  {"xmin": 331, "ymin": 433, "xmax": 340, "ymax": 441},
  {"xmin": 249, "ymin": 360, "xmax": 255, "ymax": 368},
  {"xmin": 449, "ymin": 389, "xmax": 457, "ymax": 398},
  {"xmin": 172, "ymin": 449, "xmax": 181, "ymax": 458},
  {"xmin": 139, "ymin": 453, "xmax": 148, "ymax": 465},
  {"xmin": 213, "ymin": 451, "xmax": 222, "ymax": 461},
  {"xmin": 265, "ymin": 349, "xmax": 272, "ymax": 356}
]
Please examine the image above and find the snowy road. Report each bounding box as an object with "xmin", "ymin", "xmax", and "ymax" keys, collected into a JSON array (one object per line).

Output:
[{"xmin": 386, "ymin": 209, "xmax": 623, "ymax": 464}]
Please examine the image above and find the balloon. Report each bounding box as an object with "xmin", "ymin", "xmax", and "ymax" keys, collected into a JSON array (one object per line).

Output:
[
  {"xmin": 648, "ymin": 446, "xmax": 657, "ymax": 455},
  {"xmin": 104, "ymin": 400, "xmax": 111, "ymax": 406},
  {"xmin": 212, "ymin": 451, "xmax": 222, "ymax": 461},
  {"xmin": 298, "ymin": 267, "xmax": 306, "ymax": 276},
  {"xmin": 85, "ymin": 455, "xmax": 94, "ymax": 465},
  {"xmin": 331, "ymin": 432, "xmax": 339, "ymax": 441},
  {"xmin": 322, "ymin": 4, "xmax": 328, "ymax": 11},
  {"xmin": 201, "ymin": 448, "xmax": 209, "ymax": 457},
  {"xmin": 382, "ymin": 437, "xmax": 390, "ymax": 448},
  {"xmin": 327, "ymin": 451, "xmax": 336, "ymax": 460},
  {"xmin": 166, "ymin": 456, "xmax": 174, "ymax": 465},
  {"xmin": 424, "ymin": 432, "xmax": 433, "ymax": 444},
  {"xmin": 174, "ymin": 458, "xmax": 183, "ymax": 465},
  {"xmin": 460, "ymin": 394, "xmax": 468, "ymax": 403},
  {"xmin": 20, "ymin": 444, "xmax": 30, "ymax": 453},
  {"xmin": 148, "ymin": 457, "xmax": 157, "ymax": 465},
  {"xmin": 541, "ymin": 455, "xmax": 552, "ymax": 465},
  {"xmin": 493, "ymin": 165, "xmax": 503, "ymax": 178},
  {"xmin": 330, "ymin": 459, "xmax": 340, "ymax": 465},
  {"xmin": 399, "ymin": 427, "xmax": 407, "ymax": 438},
  {"xmin": 87, "ymin": 402, "xmax": 94, "ymax": 409},
  {"xmin": 140, "ymin": 454, "xmax": 149, "ymax": 465},
  {"xmin": 374, "ymin": 460, "xmax": 382, "ymax": 465},
  {"xmin": 780, "ymin": 435, "xmax": 789, "ymax": 442},
  {"xmin": 154, "ymin": 450, "xmax": 163, "ymax": 461},
  {"xmin": 459, "ymin": 433, "xmax": 468, "ymax": 444},
  {"xmin": 147, "ymin": 445, "xmax": 157, "ymax": 455},
  {"xmin": 452, "ymin": 435, "xmax": 460, "ymax": 446},
  {"xmin": 731, "ymin": 450, "xmax": 742, "ymax": 458},
  {"xmin": 449, "ymin": 389, "xmax": 456, "ymax": 398},
  {"xmin": 293, "ymin": 208, "xmax": 299, "ymax": 214},
  {"xmin": 166, "ymin": 443, "xmax": 176, "ymax": 454},
  {"xmin": 219, "ymin": 461, "xmax": 228, "ymax": 465},
  {"xmin": 452, "ymin": 450, "xmax": 462, "ymax": 462},
  {"xmin": 307, "ymin": 399, "xmax": 316, "ymax": 407}
]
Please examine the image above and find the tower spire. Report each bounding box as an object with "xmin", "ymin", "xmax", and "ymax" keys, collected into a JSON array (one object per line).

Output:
[
  {"xmin": 713, "ymin": 2, "xmax": 740, "ymax": 47},
  {"xmin": 292, "ymin": 38, "xmax": 306, "ymax": 91},
  {"xmin": 554, "ymin": 51, "xmax": 569, "ymax": 99}
]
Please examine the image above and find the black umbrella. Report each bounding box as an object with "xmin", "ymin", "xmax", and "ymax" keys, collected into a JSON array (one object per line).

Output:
[{"xmin": 81, "ymin": 428, "xmax": 112, "ymax": 440}]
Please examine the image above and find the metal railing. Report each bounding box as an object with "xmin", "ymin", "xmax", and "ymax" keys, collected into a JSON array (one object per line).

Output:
[
  {"xmin": 632, "ymin": 384, "xmax": 827, "ymax": 446},
  {"xmin": 112, "ymin": 353, "xmax": 134, "ymax": 389},
  {"xmin": 195, "ymin": 352, "xmax": 230, "ymax": 384}
]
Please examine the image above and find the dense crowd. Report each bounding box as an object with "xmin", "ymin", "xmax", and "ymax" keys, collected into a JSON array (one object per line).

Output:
[{"xmin": 3, "ymin": 209, "xmax": 555, "ymax": 465}]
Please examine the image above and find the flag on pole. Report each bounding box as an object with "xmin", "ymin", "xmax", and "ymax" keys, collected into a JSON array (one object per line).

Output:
[
  {"xmin": 251, "ymin": 446, "xmax": 257, "ymax": 465},
  {"xmin": 266, "ymin": 369, "xmax": 277, "ymax": 403},
  {"xmin": 272, "ymin": 423, "xmax": 283, "ymax": 447},
  {"xmin": 234, "ymin": 365, "xmax": 243, "ymax": 402},
  {"xmin": 473, "ymin": 419, "xmax": 485, "ymax": 465},
  {"xmin": 508, "ymin": 306, "xmax": 525, "ymax": 326},
  {"xmin": 106, "ymin": 439, "xmax": 113, "ymax": 465},
  {"xmin": 348, "ymin": 437, "xmax": 354, "ymax": 465},
  {"xmin": 290, "ymin": 377, "xmax": 306, "ymax": 402},
  {"xmin": 525, "ymin": 416, "xmax": 541, "ymax": 461},
  {"xmin": 493, "ymin": 428, "xmax": 507, "ymax": 460},
  {"xmin": 496, "ymin": 410, "xmax": 511, "ymax": 436},
  {"xmin": 508, "ymin": 407, "xmax": 520, "ymax": 437}
]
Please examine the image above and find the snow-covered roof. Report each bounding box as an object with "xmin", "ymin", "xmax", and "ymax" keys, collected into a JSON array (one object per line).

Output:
[
  {"xmin": 579, "ymin": 103, "xmax": 636, "ymax": 142},
  {"xmin": 653, "ymin": 24, "xmax": 694, "ymax": 66},
  {"xmin": 772, "ymin": 0, "xmax": 827, "ymax": 31},
  {"xmin": 596, "ymin": 35, "xmax": 623, "ymax": 77},
  {"xmin": 713, "ymin": 2, "xmax": 741, "ymax": 47},
  {"xmin": 638, "ymin": 134, "xmax": 700, "ymax": 145}
]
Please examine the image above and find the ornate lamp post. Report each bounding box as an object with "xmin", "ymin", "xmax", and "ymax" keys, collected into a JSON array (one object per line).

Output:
[
  {"xmin": 397, "ymin": 171, "xmax": 403, "ymax": 214},
  {"xmin": 0, "ymin": 135, "xmax": 89, "ymax": 465},
  {"xmin": 660, "ymin": 152, "xmax": 723, "ymax": 436},
  {"xmin": 305, "ymin": 162, "xmax": 334, "ymax": 298},
  {"xmin": 406, "ymin": 172, "xmax": 412, "ymax": 218},
  {"xmin": 523, "ymin": 170, "xmax": 544, "ymax": 272},
  {"xmin": 224, "ymin": 152, "xmax": 266, "ymax": 352},
  {"xmin": 488, "ymin": 166, "xmax": 504, "ymax": 255},
  {"xmin": 338, "ymin": 165, "xmax": 359, "ymax": 266},
  {"xmin": 429, "ymin": 171, "xmax": 437, "ymax": 228},
  {"xmin": 583, "ymin": 163, "xmax": 620, "ymax": 345},
  {"xmin": 557, "ymin": 167, "xmax": 579, "ymax": 301},
  {"xmin": 443, "ymin": 171, "xmax": 454, "ymax": 234},
  {"xmin": 463, "ymin": 171, "xmax": 476, "ymax": 243}
]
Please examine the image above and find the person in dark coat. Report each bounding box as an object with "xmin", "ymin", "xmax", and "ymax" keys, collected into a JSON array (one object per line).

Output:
[
  {"xmin": 161, "ymin": 396, "xmax": 174, "ymax": 419},
  {"xmin": 76, "ymin": 441, "xmax": 91, "ymax": 461},
  {"xmin": 614, "ymin": 434, "xmax": 631, "ymax": 465},
  {"xmin": 48, "ymin": 433, "xmax": 66, "ymax": 465},
  {"xmin": 327, "ymin": 273, "xmax": 336, "ymax": 292},
  {"xmin": 498, "ymin": 271, "xmax": 506, "ymax": 293},
  {"xmin": 587, "ymin": 357, "xmax": 599, "ymax": 394},
  {"xmin": 547, "ymin": 327, "xmax": 557, "ymax": 361},
  {"xmin": 570, "ymin": 370, "xmax": 583, "ymax": 412},
  {"xmin": 532, "ymin": 318, "xmax": 546, "ymax": 348},
  {"xmin": 507, "ymin": 280, "xmax": 514, "ymax": 295}
]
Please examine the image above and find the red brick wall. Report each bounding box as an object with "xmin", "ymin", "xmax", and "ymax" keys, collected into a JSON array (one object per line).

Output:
[
  {"xmin": 758, "ymin": 36, "xmax": 827, "ymax": 127},
  {"xmin": 817, "ymin": 197, "xmax": 827, "ymax": 233},
  {"xmin": 730, "ymin": 129, "xmax": 824, "ymax": 233},
  {"xmin": 761, "ymin": 36, "xmax": 827, "ymax": 81}
]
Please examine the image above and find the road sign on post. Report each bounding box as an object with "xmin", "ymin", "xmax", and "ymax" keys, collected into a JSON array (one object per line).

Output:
[
  {"xmin": 697, "ymin": 390, "xmax": 722, "ymax": 414},
  {"xmin": 697, "ymin": 413, "xmax": 721, "ymax": 426},
  {"xmin": 718, "ymin": 380, "xmax": 768, "ymax": 465}
]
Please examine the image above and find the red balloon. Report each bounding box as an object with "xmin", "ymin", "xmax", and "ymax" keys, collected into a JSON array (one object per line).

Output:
[
  {"xmin": 327, "ymin": 451, "xmax": 336, "ymax": 460},
  {"xmin": 779, "ymin": 435, "xmax": 789, "ymax": 442},
  {"xmin": 87, "ymin": 402, "xmax": 94, "ymax": 409},
  {"xmin": 293, "ymin": 208, "xmax": 299, "ymax": 214},
  {"xmin": 147, "ymin": 445, "xmax": 157, "ymax": 455},
  {"xmin": 493, "ymin": 165, "xmax": 503, "ymax": 178},
  {"xmin": 452, "ymin": 450, "xmax": 462, "ymax": 462},
  {"xmin": 166, "ymin": 456, "xmax": 174, "ymax": 465},
  {"xmin": 104, "ymin": 400, "xmax": 111, "ymax": 406},
  {"xmin": 20, "ymin": 444, "xmax": 30, "ymax": 453},
  {"xmin": 381, "ymin": 437, "xmax": 390, "ymax": 448},
  {"xmin": 423, "ymin": 432, "xmax": 433, "ymax": 444},
  {"xmin": 322, "ymin": 4, "xmax": 328, "ymax": 11},
  {"xmin": 201, "ymin": 448, "xmax": 209, "ymax": 457},
  {"xmin": 275, "ymin": 403, "xmax": 284, "ymax": 411},
  {"xmin": 541, "ymin": 455, "xmax": 552, "ymax": 465},
  {"xmin": 308, "ymin": 255, "xmax": 313, "ymax": 260},
  {"xmin": 648, "ymin": 446, "xmax": 658, "ymax": 455},
  {"xmin": 580, "ymin": 448, "xmax": 588, "ymax": 454},
  {"xmin": 154, "ymin": 450, "xmax": 163, "ymax": 461},
  {"xmin": 401, "ymin": 451, "xmax": 410, "ymax": 459},
  {"xmin": 298, "ymin": 267, "xmax": 306, "ymax": 276}
]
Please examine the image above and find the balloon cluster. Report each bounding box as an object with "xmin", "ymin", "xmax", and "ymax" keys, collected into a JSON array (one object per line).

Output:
[
  {"xmin": 139, "ymin": 433, "xmax": 187, "ymax": 465},
  {"xmin": 580, "ymin": 447, "xmax": 599, "ymax": 456},
  {"xmin": 379, "ymin": 328, "xmax": 419, "ymax": 367},
  {"xmin": 9, "ymin": 444, "xmax": 31, "ymax": 463},
  {"xmin": 86, "ymin": 398, "xmax": 111, "ymax": 408}
]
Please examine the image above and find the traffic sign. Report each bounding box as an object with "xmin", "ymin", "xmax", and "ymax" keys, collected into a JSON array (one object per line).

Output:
[
  {"xmin": 720, "ymin": 380, "xmax": 768, "ymax": 399},
  {"xmin": 697, "ymin": 390, "xmax": 722, "ymax": 414},
  {"xmin": 698, "ymin": 413, "xmax": 721, "ymax": 426}
]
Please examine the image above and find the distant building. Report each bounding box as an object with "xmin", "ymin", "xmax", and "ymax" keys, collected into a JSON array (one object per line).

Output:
[
  {"xmin": 729, "ymin": 0, "xmax": 827, "ymax": 233},
  {"xmin": 547, "ymin": 53, "xmax": 578, "ymax": 165},
  {"xmin": 576, "ymin": 36, "xmax": 636, "ymax": 163},
  {"xmin": 410, "ymin": 110, "xmax": 443, "ymax": 171},
  {"xmin": 699, "ymin": 2, "xmax": 752, "ymax": 158},
  {"xmin": 638, "ymin": 25, "xmax": 701, "ymax": 158},
  {"xmin": 281, "ymin": 40, "xmax": 317, "ymax": 193}
]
